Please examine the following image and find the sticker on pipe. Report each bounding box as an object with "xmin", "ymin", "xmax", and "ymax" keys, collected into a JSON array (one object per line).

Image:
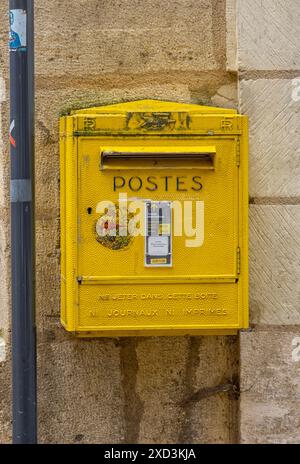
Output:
[{"xmin": 9, "ymin": 10, "xmax": 27, "ymax": 51}]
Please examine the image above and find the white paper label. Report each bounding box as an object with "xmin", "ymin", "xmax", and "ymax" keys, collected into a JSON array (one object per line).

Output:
[{"xmin": 148, "ymin": 236, "xmax": 169, "ymax": 256}]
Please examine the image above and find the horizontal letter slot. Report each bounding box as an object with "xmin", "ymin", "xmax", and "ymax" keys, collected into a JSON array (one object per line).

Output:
[{"xmin": 100, "ymin": 147, "xmax": 216, "ymax": 170}]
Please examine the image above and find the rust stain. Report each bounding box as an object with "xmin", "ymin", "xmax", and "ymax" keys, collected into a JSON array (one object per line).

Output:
[
  {"xmin": 119, "ymin": 338, "xmax": 144, "ymax": 443},
  {"xmin": 178, "ymin": 336, "xmax": 201, "ymax": 444}
]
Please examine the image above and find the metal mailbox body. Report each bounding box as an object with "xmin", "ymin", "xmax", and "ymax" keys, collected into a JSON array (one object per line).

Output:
[{"xmin": 60, "ymin": 100, "xmax": 248, "ymax": 336}]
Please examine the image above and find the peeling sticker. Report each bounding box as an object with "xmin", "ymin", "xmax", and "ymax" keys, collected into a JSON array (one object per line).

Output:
[
  {"xmin": 9, "ymin": 119, "xmax": 16, "ymax": 147},
  {"xmin": 95, "ymin": 204, "xmax": 135, "ymax": 250},
  {"xmin": 9, "ymin": 9, "xmax": 27, "ymax": 51}
]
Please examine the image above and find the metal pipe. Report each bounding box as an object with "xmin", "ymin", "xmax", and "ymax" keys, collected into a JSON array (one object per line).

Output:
[{"xmin": 9, "ymin": 0, "xmax": 37, "ymax": 443}]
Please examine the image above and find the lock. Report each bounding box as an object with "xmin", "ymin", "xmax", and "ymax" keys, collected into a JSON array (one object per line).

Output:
[{"xmin": 60, "ymin": 100, "xmax": 248, "ymax": 336}]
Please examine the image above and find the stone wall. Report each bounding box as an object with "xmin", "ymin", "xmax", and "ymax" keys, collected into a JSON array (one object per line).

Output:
[
  {"xmin": 237, "ymin": 0, "xmax": 300, "ymax": 444},
  {"xmin": 0, "ymin": 0, "xmax": 299, "ymax": 444}
]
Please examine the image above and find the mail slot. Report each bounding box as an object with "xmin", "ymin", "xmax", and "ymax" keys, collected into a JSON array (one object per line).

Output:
[
  {"xmin": 100, "ymin": 148, "xmax": 215, "ymax": 170},
  {"xmin": 60, "ymin": 99, "xmax": 248, "ymax": 336}
]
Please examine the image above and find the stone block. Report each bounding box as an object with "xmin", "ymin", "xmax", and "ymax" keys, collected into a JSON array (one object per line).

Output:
[{"xmin": 237, "ymin": 0, "xmax": 300, "ymax": 70}]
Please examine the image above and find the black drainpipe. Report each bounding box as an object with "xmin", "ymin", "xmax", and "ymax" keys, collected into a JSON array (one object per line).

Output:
[{"xmin": 9, "ymin": 0, "xmax": 37, "ymax": 443}]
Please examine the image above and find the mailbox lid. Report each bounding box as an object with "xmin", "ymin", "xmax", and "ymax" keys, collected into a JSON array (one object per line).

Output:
[{"xmin": 77, "ymin": 137, "xmax": 239, "ymax": 280}]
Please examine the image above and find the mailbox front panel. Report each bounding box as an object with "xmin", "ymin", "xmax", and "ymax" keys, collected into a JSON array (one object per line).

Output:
[{"xmin": 60, "ymin": 100, "xmax": 248, "ymax": 336}]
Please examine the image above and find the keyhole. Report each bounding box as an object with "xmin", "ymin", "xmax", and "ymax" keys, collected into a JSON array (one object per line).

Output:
[{"xmin": 87, "ymin": 207, "xmax": 92, "ymax": 215}]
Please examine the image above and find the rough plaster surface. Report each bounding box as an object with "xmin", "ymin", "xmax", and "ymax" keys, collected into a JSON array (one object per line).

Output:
[
  {"xmin": 226, "ymin": 0, "xmax": 237, "ymax": 72},
  {"xmin": 237, "ymin": 0, "xmax": 300, "ymax": 70},
  {"xmin": 38, "ymin": 338, "xmax": 125, "ymax": 444},
  {"xmin": 0, "ymin": 0, "xmax": 242, "ymax": 444},
  {"xmin": 135, "ymin": 336, "xmax": 238, "ymax": 444},
  {"xmin": 240, "ymin": 328, "xmax": 300, "ymax": 444},
  {"xmin": 0, "ymin": 356, "xmax": 11, "ymax": 443},
  {"xmin": 36, "ymin": 334, "xmax": 238, "ymax": 444},
  {"xmin": 36, "ymin": 0, "xmax": 226, "ymax": 77}
]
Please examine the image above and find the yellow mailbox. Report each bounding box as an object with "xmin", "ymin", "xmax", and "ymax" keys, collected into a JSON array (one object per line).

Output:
[{"xmin": 60, "ymin": 100, "xmax": 248, "ymax": 336}]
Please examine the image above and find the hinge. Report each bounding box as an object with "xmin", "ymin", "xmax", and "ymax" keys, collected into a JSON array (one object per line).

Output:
[
  {"xmin": 236, "ymin": 139, "xmax": 240, "ymax": 167},
  {"xmin": 236, "ymin": 247, "xmax": 241, "ymax": 275}
]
